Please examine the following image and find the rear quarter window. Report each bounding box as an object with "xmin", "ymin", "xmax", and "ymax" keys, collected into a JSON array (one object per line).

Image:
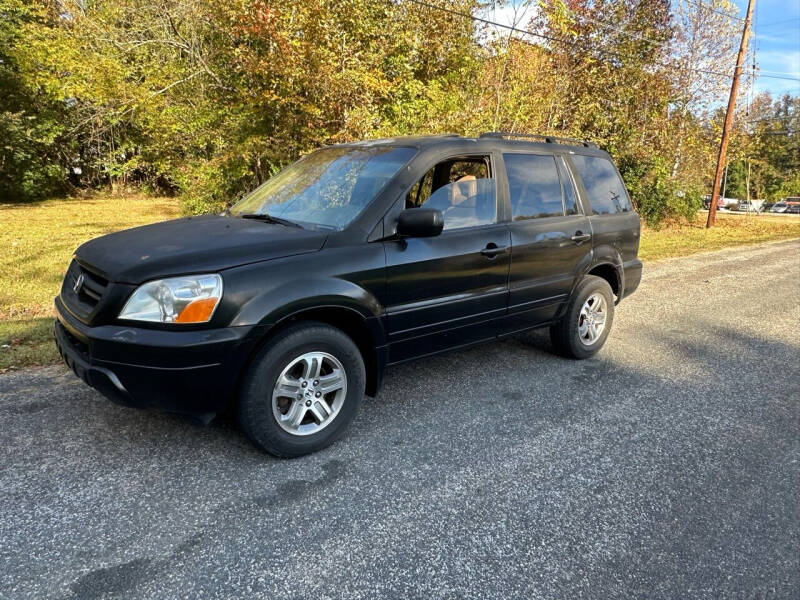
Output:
[{"xmin": 571, "ymin": 155, "xmax": 632, "ymax": 215}]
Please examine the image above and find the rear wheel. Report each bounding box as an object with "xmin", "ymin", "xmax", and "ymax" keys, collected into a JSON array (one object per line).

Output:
[
  {"xmin": 549, "ymin": 275, "xmax": 615, "ymax": 359},
  {"xmin": 238, "ymin": 322, "xmax": 365, "ymax": 457}
]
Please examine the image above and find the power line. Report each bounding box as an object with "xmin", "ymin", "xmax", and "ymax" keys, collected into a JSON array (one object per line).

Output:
[
  {"xmin": 746, "ymin": 115, "xmax": 799, "ymax": 123},
  {"xmin": 407, "ymin": 0, "xmax": 800, "ymax": 83},
  {"xmin": 757, "ymin": 16, "xmax": 800, "ymax": 28},
  {"xmin": 406, "ymin": 0, "xmax": 737, "ymax": 80},
  {"xmin": 559, "ymin": 5, "xmax": 666, "ymax": 48},
  {"xmin": 681, "ymin": 0, "xmax": 745, "ymax": 22},
  {"xmin": 744, "ymin": 71, "xmax": 800, "ymax": 81},
  {"xmin": 750, "ymin": 68, "xmax": 800, "ymax": 76},
  {"xmin": 404, "ymin": 0, "xmax": 571, "ymax": 47}
]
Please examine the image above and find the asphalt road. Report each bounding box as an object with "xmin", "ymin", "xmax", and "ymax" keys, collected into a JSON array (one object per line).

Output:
[{"xmin": 2, "ymin": 239, "xmax": 799, "ymax": 600}]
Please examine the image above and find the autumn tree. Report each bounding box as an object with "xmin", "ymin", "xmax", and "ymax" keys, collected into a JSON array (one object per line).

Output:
[{"xmin": 1, "ymin": 0, "xmax": 796, "ymax": 222}]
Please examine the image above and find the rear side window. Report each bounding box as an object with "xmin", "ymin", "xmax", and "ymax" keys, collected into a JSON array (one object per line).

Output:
[
  {"xmin": 504, "ymin": 154, "xmax": 564, "ymax": 220},
  {"xmin": 571, "ymin": 155, "xmax": 632, "ymax": 215}
]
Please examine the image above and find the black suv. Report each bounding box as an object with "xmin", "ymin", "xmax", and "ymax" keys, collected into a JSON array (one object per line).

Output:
[{"xmin": 55, "ymin": 133, "xmax": 642, "ymax": 456}]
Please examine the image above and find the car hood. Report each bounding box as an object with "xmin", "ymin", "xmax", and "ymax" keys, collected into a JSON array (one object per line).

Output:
[{"xmin": 75, "ymin": 215, "xmax": 328, "ymax": 283}]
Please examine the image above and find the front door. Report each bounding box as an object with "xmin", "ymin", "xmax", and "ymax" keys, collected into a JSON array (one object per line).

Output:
[
  {"xmin": 502, "ymin": 152, "xmax": 593, "ymax": 332},
  {"xmin": 383, "ymin": 155, "xmax": 511, "ymax": 363}
]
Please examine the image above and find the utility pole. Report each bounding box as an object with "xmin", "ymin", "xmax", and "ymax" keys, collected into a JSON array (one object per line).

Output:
[{"xmin": 706, "ymin": 0, "xmax": 756, "ymax": 228}]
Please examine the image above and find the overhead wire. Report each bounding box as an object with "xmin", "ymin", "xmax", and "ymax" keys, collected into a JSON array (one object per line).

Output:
[
  {"xmin": 681, "ymin": 0, "xmax": 745, "ymax": 22},
  {"xmin": 757, "ymin": 16, "xmax": 800, "ymax": 28},
  {"xmin": 746, "ymin": 115, "xmax": 799, "ymax": 123},
  {"xmin": 405, "ymin": 0, "xmax": 800, "ymax": 81}
]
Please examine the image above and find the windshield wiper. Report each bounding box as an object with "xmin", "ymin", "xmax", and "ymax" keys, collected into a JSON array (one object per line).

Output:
[{"xmin": 238, "ymin": 213, "xmax": 302, "ymax": 228}]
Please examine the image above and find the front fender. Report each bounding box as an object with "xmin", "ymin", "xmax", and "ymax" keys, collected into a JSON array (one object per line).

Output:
[{"xmin": 230, "ymin": 276, "xmax": 383, "ymax": 328}]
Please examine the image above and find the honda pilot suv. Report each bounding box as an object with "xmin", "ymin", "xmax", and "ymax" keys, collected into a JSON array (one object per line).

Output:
[{"xmin": 55, "ymin": 133, "xmax": 642, "ymax": 457}]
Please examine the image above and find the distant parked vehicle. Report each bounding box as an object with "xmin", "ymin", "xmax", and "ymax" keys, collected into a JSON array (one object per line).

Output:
[
  {"xmin": 703, "ymin": 195, "xmax": 730, "ymax": 210},
  {"xmin": 770, "ymin": 201, "xmax": 800, "ymax": 214},
  {"xmin": 704, "ymin": 196, "xmax": 739, "ymax": 210},
  {"xmin": 737, "ymin": 200, "xmax": 764, "ymax": 213},
  {"xmin": 761, "ymin": 202, "xmax": 775, "ymax": 212}
]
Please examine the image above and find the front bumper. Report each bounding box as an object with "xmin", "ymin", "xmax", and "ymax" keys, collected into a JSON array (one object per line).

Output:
[{"xmin": 54, "ymin": 297, "xmax": 266, "ymax": 420}]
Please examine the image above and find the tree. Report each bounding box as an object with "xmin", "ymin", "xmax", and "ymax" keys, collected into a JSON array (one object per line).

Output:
[
  {"xmin": 0, "ymin": 0, "xmax": 69, "ymax": 200},
  {"xmin": 1, "ymin": 0, "xmax": 794, "ymax": 223}
]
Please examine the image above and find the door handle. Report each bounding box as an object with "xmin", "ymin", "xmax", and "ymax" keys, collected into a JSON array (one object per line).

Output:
[
  {"xmin": 480, "ymin": 243, "xmax": 508, "ymax": 258},
  {"xmin": 571, "ymin": 231, "xmax": 592, "ymax": 243}
]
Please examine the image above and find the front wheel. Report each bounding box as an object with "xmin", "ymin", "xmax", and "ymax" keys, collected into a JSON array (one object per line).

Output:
[
  {"xmin": 549, "ymin": 275, "xmax": 615, "ymax": 359},
  {"xmin": 238, "ymin": 321, "xmax": 366, "ymax": 457}
]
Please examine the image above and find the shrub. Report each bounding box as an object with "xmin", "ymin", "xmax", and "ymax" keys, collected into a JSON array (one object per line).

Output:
[
  {"xmin": 618, "ymin": 156, "xmax": 702, "ymax": 226},
  {"xmin": 176, "ymin": 155, "xmax": 264, "ymax": 215}
]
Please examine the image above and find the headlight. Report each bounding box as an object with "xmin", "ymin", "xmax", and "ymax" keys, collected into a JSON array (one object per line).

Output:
[{"xmin": 119, "ymin": 274, "xmax": 223, "ymax": 324}]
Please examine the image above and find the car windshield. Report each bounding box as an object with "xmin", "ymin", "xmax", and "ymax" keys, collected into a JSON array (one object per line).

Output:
[{"xmin": 230, "ymin": 146, "xmax": 416, "ymax": 229}]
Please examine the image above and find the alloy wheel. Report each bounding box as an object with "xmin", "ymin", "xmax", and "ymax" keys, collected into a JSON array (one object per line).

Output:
[
  {"xmin": 271, "ymin": 351, "xmax": 348, "ymax": 436},
  {"xmin": 578, "ymin": 293, "xmax": 607, "ymax": 345}
]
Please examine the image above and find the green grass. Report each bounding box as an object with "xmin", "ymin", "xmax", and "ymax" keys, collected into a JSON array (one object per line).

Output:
[
  {"xmin": 639, "ymin": 212, "xmax": 800, "ymax": 261},
  {"xmin": 0, "ymin": 318, "xmax": 57, "ymax": 370},
  {"xmin": 1, "ymin": 195, "xmax": 179, "ymax": 371},
  {"xmin": 1, "ymin": 196, "xmax": 798, "ymax": 371}
]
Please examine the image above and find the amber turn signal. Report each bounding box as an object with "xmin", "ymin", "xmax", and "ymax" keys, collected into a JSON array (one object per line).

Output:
[{"xmin": 175, "ymin": 297, "xmax": 219, "ymax": 323}]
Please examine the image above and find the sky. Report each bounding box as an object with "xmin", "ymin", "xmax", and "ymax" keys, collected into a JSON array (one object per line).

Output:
[
  {"xmin": 743, "ymin": 0, "xmax": 800, "ymax": 97},
  {"xmin": 479, "ymin": 0, "xmax": 799, "ymax": 99}
]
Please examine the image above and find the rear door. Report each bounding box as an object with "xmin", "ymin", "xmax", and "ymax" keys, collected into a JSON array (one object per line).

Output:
[
  {"xmin": 383, "ymin": 154, "xmax": 511, "ymax": 363},
  {"xmin": 568, "ymin": 153, "xmax": 639, "ymax": 271},
  {"xmin": 502, "ymin": 152, "xmax": 593, "ymax": 332}
]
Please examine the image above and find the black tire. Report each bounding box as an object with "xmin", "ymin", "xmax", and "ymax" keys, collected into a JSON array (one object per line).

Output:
[
  {"xmin": 549, "ymin": 275, "xmax": 615, "ymax": 359},
  {"xmin": 237, "ymin": 321, "xmax": 366, "ymax": 457}
]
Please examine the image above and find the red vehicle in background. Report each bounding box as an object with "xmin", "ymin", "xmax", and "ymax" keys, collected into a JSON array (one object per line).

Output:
[{"xmin": 703, "ymin": 194, "xmax": 736, "ymax": 210}]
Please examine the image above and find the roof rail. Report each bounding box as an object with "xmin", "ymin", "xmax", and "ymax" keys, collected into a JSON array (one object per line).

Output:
[{"xmin": 479, "ymin": 131, "xmax": 597, "ymax": 148}]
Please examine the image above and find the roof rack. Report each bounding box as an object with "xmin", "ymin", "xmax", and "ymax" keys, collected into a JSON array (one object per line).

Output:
[{"xmin": 479, "ymin": 131, "xmax": 597, "ymax": 148}]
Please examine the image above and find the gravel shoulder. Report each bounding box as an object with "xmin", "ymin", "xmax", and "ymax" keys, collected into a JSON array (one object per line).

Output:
[{"xmin": 1, "ymin": 239, "xmax": 799, "ymax": 599}]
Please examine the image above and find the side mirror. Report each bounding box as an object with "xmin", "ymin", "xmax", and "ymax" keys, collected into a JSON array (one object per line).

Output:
[{"xmin": 396, "ymin": 208, "xmax": 444, "ymax": 238}]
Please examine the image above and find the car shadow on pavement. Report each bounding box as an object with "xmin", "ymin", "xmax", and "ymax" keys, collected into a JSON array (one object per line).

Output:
[{"xmin": 9, "ymin": 320, "xmax": 796, "ymax": 460}]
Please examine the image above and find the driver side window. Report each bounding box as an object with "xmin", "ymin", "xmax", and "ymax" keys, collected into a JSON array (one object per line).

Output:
[{"xmin": 405, "ymin": 157, "xmax": 496, "ymax": 230}]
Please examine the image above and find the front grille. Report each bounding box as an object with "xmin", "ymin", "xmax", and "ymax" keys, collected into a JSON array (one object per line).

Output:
[
  {"xmin": 61, "ymin": 322, "xmax": 90, "ymax": 361},
  {"xmin": 62, "ymin": 260, "xmax": 110, "ymax": 320},
  {"xmin": 54, "ymin": 321, "xmax": 91, "ymax": 385}
]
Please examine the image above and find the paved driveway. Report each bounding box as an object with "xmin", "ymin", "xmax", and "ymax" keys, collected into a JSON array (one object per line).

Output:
[{"xmin": 2, "ymin": 239, "xmax": 799, "ymax": 599}]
